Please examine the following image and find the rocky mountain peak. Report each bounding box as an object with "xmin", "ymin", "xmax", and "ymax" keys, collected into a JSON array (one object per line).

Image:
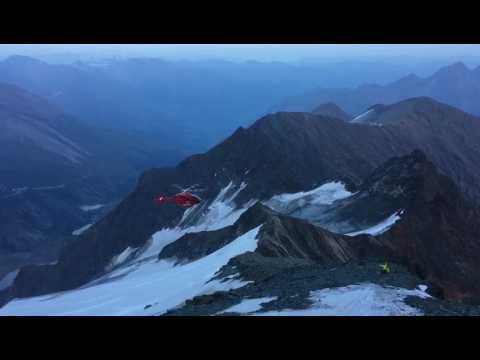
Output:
[
  {"xmin": 312, "ymin": 102, "xmax": 352, "ymax": 121},
  {"xmin": 431, "ymin": 61, "xmax": 470, "ymax": 80},
  {"xmin": 361, "ymin": 149, "xmax": 432, "ymax": 197}
]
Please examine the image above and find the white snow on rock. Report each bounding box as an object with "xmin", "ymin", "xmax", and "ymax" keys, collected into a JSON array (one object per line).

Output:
[
  {"xmin": 176, "ymin": 181, "xmax": 252, "ymax": 231},
  {"xmin": 193, "ymin": 181, "xmax": 249, "ymax": 231},
  {"xmin": 418, "ymin": 284, "xmax": 428, "ymax": 292},
  {"xmin": 0, "ymin": 269, "xmax": 19, "ymax": 291},
  {"xmin": 2, "ymin": 185, "xmax": 65, "ymax": 199},
  {"xmin": 268, "ymin": 181, "xmax": 353, "ymax": 206},
  {"xmin": 5, "ymin": 187, "xmax": 30, "ymax": 198},
  {"xmin": 0, "ymin": 226, "xmax": 262, "ymax": 316},
  {"xmin": 351, "ymin": 109, "xmax": 383, "ymax": 126},
  {"xmin": 79, "ymin": 204, "xmax": 104, "ymax": 212},
  {"xmin": 351, "ymin": 109, "xmax": 375, "ymax": 123},
  {"xmin": 266, "ymin": 181, "xmax": 353, "ymax": 213},
  {"xmin": 72, "ymin": 223, "xmax": 93, "ymax": 236},
  {"xmin": 255, "ymin": 283, "xmax": 431, "ymax": 316},
  {"xmin": 138, "ymin": 182, "xmax": 254, "ymax": 262},
  {"xmin": 137, "ymin": 228, "xmax": 189, "ymax": 261},
  {"xmin": 105, "ymin": 247, "xmax": 137, "ymax": 271},
  {"xmin": 346, "ymin": 211, "xmax": 403, "ymax": 236},
  {"xmin": 265, "ymin": 181, "xmax": 354, "ymax": 221},
  {"xmin": 218, "ymin": 296, "xmax": 278, "ymax": 315}
]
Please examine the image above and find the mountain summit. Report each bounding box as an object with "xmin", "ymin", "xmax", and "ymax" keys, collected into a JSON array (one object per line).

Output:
[{"xmin": 311, "ymin": 102, "xmax": 352, "ymax": 121}]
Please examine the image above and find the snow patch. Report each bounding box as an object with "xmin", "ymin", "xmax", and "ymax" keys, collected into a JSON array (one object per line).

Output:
[
  {"xmin": 346, "ymin": 211, "xmax": 403, "ymax": 236},
  {"xmin": 0, "ymin": 181, "xmax": 257, "ymax": 316},
  {"xmin": 265, "ymin": 181, "xmax": 354, "ymax": 221},
  {"xmin": 0, "ymin": 226, "xmax": 263, "ymax": 316},
  {"xmin": 351, "ymin": 109, "xmax": 375, "ymax": 123},
  {"xmin": 218, "ymin": 297, "xmax": 277, "ymax": 315},
  {"xmin": 351, "ymin": 109, "xmax": 383, "ymax": 126},
  {"xmin": 106, "ymin": 247, "xmax": 137, "ymax": 271},
  {"xmin": 140, "ymin": 182, "xmax": 253, "ymax": 262},
  {"xmin": 179, "ymin": 181, "xmax": 250, "ymax": 229},
  {"xmin": 222, "ymin": 273, "xmax": 242, "ymax": 281},
  {"xmin": 72, "ymin": 223, "xmax": 92, "ymax": 236},
  {"xmin": 418, "ymin": 284, "xmax": 428, "ymax": 292},
  {"xmin": 80, "ymin": 204, "xmax": 104, "ymax": 212},
  {"xmin": 255, "ymin": 283, "xmax": 431, "ymax": 316},
  {"xmin": 139, "ymin": 228, "xmax": 189, "ymax": 261},
  {"xmin": 268, "ymin": 181, "xmax": 352, "ymax": 205},
  {"xmin": 0, "ymin": 269, "xmax": 19, "ymax": 291},
  {"xmin": 2, "ymin": 187, "xmax": 28, "ymax": 198}
]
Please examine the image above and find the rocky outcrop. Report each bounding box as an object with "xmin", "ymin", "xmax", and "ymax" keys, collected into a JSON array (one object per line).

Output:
[
  {"xmin": 165, "ymin": 260, "xmax": 427, "ymax": 316},
  {"xmin": 378, "ymin": 156, "xmax": 480, "ymax": 302},
  {"xmin": 236, "ymin": 151, "xmax": 480, "ymax": 303},
  {"xmin": 160, "ymin": 202, "xmax": 387, "ymax": 267},
  {"xmin": 256, "ymin": 212, "xmax": 384, "ymax": 264},
  {"xmin": 333, "ymin": 149, "xmax": 480, "ymax": 303},
  {"xmin": 158, "ymin": 203, "xmax": 273, "ymax": 263}
]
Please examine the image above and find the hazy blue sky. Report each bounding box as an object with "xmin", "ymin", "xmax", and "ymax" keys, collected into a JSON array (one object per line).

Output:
[{"xmin": 1, "ymin": 44, "xmax": 480, "ymax": 63}]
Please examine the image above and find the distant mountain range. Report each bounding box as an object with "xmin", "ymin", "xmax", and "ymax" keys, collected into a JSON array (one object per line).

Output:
[
  {"xmin": 0, "ymin": 81, "xmax": 181, "ymax": 278},
  {"xmin": 0, "ymin": 55, "xmax": 190, "ymax": 155},
  {"xmin": 0, "ymin": 55, "xmax": 457, "ymax": 153},
  {"xmin": 273, "ymin": 62, "xmax": 480, "ymax": 117},
  {"xmin": 2, "ymin": 96, "xmax": 480, "ymax": 314}
]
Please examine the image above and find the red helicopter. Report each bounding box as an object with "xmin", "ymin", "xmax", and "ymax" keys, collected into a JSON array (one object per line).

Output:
[{"xmin": 154, "ymin": 185, "xmax": 203, "ymax": 208}]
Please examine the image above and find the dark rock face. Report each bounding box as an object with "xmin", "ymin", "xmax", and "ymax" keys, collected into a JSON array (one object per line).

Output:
[
  {"xmin": 168, "ymin": 255, "xmax": 480, "ymax": 316},
  {"xmin": 159, "ymin": 202, "xmax": 385, "ymax": 267},
  {"xmin": 378, "ymin": 162, "xmax": 480, "ymax": 302},
  {"xmin": 250, "ymin": 150, "xmax": 480, "ymax": 303},
  {"xmin": 325, "ymin": 150, "xmax": 433, "ymax": 230},
  {"xmin": 338, "ymin": 149, "xmax": 480, "ymax": 303},
  {"xmin": 164, "ymin": 149, "xmax": 480, "ymax": 313},
  {"xmin": 240, "ymin": 112, "xmax": 414, "ymax": 201},
  {"xmin": 360, "ymin": 97, "xmax": 480, "ymax": 202},
  {"xmin": 159, "ymin": 202, "xmax": 272, "ymax": 263},
  {"xmin": 256, "ymin": 213, "xmax": 383, "ymax": 264},
  {"xmin": 405, "ymin": 296, "xmax": 480, "ymax": 316},
  {"xmin": 311, "ymin": 149, "xmax": 480, "ymax": 303},
  {"xmin": 213, "ymin": 252, "xmax": 313, "ymax": 284}
]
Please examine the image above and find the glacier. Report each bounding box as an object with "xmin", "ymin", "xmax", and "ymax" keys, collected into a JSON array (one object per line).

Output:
[
  {"xmin": 0, "ymin": 226, "xmax": 262, "ymax": 316},
  {"xmin": 218, "ymin": 296, "xmax": 278, "ymax": 315},
  {"xmin": 265, "ymin": 181, "xmax": 354, "ymax": 217},
  {"xmin": 254, "ymin": 283, "xmax": 431, "ymax": 316},
  {"xmin": 0, "ymin": 181, "xmax": 259, "ymax": 316}
]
